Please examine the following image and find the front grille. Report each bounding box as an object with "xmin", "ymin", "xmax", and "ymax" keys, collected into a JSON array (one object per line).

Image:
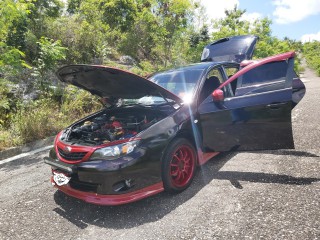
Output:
[{"xmin": 58, "ymin": 147, "xmax": 87, "ymax": 161}]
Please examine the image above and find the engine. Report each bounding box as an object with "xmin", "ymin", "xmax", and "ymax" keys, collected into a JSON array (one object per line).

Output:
[{"xmin": 64, "ymin": 110, "xmax": 161, "ymax": 146}]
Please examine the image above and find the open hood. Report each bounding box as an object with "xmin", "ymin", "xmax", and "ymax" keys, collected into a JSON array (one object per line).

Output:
[
  {"xmin": 56, "ymin": 65, "xmax": 182, "ymax": 103},
  {"xmin": 201, "ymin": 35, "xmax": 258, "ymax": 63}
]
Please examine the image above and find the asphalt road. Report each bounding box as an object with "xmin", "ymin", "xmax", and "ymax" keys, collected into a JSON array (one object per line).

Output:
[{"xmin": 0, "ymin": 67, "xmax": 319, "ymax": 240}]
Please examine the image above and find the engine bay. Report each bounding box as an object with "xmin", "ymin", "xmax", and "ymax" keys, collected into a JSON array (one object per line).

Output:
[{"xmin": 61, "ymin": 108, "xmax": 165, "ymax": 146}]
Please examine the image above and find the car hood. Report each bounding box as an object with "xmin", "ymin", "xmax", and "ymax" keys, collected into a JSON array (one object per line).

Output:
[
  {"xmin": 56, "ymin": 65, "xmax": 183, "ymax": 103},
  {"xmin": 201, "ymin": 35, "xmax": 258, "ymax": 63}
]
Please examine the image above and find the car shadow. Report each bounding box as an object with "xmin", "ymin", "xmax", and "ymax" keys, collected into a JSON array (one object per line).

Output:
[
  {"xmin": 52, "ymin": 151, "xmax": 320, "ymax": 230},
  {"xmin": 251, "ymin": 149, "xmax": 319, "ymax": 157}
]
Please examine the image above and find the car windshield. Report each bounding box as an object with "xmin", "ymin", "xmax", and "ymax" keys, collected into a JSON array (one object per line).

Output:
[
  {"xmin": 120, "ymin": 65, "xmax": 207, "ymax": 106},
  {"xmin": 149, "ymin": 66, "xmax": 206, "ymax": 103}
]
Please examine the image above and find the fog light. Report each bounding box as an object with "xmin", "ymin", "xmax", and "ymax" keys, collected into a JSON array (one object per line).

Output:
[
  {"xmin": 112, "ymin": 179, "xmax": 134, "ymax": 192},
  {"xmin": 125, "ymin": 179, "xmax": 133, "ymax": 188}
]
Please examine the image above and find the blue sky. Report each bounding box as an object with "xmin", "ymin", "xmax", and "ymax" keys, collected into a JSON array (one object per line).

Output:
[{"xmin": 199, "ymin": 0, "xmax": 320, "ymax": 42}]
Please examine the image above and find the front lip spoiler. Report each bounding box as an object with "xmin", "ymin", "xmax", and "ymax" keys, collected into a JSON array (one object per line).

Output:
[{"xmin": 51, "ymin": 178, "xmax": 164, "ymax": 205}]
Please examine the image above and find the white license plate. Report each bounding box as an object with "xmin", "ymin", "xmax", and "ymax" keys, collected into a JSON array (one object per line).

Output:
[{"xmin": 53, "ymin": 172, "xmax": 71, "ymax": 186}]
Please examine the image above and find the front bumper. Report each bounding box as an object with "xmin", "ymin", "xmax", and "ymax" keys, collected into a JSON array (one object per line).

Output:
[
  {"xmin": 44, "ymin": 145, "xmax": 163, "ymax": 205},
  {"xmin": 50, "ymin": 177, "xmax": 163, "ymax": 205}
]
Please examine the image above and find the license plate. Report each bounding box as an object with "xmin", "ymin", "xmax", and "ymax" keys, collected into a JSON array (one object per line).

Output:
[{"xmin": 53, "ymin": 172, "xmax": 71, "ymax": 186}]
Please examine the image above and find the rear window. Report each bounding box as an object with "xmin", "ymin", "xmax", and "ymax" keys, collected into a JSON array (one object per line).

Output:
[{"xmin": 241, "ymin": 61, "xmax": 288, "ymax": 87}]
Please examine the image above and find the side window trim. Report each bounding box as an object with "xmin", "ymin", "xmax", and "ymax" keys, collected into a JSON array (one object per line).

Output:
[
  {"xmin": 216, "ymin": 67, "xmax": 231, "ymax": 98},
  {"xmin": 220, "ymin": 66, "xmax": 235, "ymax": 97},
  {"xmin": 238, "ymin": 79, "xmax": 286, "ymax": 89},
  {"xmin": 224, "ymin": 86, "xmax": 291, "ymax": 102},
  {"xmin": 221, "ymin": 64, "xmax": 241, "ymax": 98},
  {"xmin": 237, "ymin": 74, "xmax": 243, "ymax": 89},
  {"xmin": 197, "ymin": 66, "xmax": 225, "ymax": 105},
  {"xmin": 234, "ymin": 80, "xmax": 287, "ymax": 97}
]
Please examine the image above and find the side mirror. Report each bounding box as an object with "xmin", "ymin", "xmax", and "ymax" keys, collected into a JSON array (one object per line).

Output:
[{"xmin": 212, "ymin": 89, "xmax": 224, "ymax": 102}]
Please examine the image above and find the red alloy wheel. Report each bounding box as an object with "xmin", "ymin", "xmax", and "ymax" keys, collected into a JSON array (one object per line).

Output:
[{"xmin": 169, "ymin": 145, "xmax": 196, "ymax": 188}]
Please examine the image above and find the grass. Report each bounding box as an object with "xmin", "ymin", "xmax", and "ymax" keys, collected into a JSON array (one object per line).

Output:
[{"xmin": 0, "ymin": 87, "xmax": 100, "ymax": 151}]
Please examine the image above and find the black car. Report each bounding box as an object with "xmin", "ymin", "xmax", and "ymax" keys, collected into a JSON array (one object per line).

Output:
[{"xmin": 44, "ymin": 35, "xmax": 306, "ymax": 205}]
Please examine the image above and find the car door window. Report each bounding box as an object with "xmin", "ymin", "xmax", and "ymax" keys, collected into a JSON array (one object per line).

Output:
[
  {"xmin": 241, "ymin": 61, "xmax": 288, "ymax": 87},
  {"xmin": 222, "ymin": 60, "xmax": 292, "ymax": 97},
  {"xmin": 222, "ymin": 65, "xmax": 239, "ymax": 96},
  {"xmin": 198, "ymin": 68, "xmax": 224, "ymax": 104},
  {"xmin": 235, "ymin": 60, "xmax": 291, "ymax": 96}
]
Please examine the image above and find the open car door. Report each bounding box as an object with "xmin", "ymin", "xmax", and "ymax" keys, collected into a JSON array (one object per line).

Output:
[{"xmin": 198, "ymin": 52, "xmax": 298, "ymax": 152}]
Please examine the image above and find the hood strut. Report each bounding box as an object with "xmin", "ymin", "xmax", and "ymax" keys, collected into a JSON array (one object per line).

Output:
[{"xmin": 158, "ymin": 91, "xmax": 181, "ymax": 110}]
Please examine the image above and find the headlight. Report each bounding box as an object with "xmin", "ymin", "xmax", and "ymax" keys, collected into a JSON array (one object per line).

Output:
[{"xmin": 89, "ymin": 140, "xmax": 139, "ymax": 161}]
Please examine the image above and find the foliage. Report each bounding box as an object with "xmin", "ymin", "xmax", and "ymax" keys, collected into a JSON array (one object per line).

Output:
[
  {"xmin": 0, "ymin": 0, "xmax": 31, "ymax": 73},
  {"xmin": 118, "ymin": 0, "xmax": 195, "ymax": 68},
  {"xmin": 27, "ymin": 0, "xmax": 64, "ymax": 39},
  {"xmin": 32, "ymin": 37, "xmax": 66, "ymax": 90},
  {"xmin": 12, "ymin": 99, "xmax": 63, "ymax": 144},
  {"xmin": 11, "ymin": 90, "xmax": 98, "ymax": 144},
  {"xmin": 46, "ymin": 15, "xmax": 111, "ymax": 64},
  {"xmin": 187, "ymin": 25, "xmax": 210, "ymax": 62},
  {"xmin": 0, "ymin": 89, "xmax": 101, "ymax": 150},
  {"xmin": 0, "ymin": 79, "xmax": 18, "ymax": 128},
  {"xmin": 60, "ymin": 86, "xmax": 101, "ymax": 118},
  {"xmin": 303, "ymin": 41, "xmax": 320, "ymax": 76}
]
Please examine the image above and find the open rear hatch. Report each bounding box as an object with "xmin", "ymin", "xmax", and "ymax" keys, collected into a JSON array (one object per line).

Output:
[{"xmin": 201, "ymin": 35, "xmax": 258, "ymax": 63}]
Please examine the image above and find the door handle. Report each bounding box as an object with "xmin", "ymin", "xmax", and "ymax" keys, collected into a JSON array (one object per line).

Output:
[{"xmin": 267, "ymin": 102, "xmax": 287, "ymax": 109}]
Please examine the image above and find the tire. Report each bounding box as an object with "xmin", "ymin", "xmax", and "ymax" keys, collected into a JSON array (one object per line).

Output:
[{"xmin": 161, "ymin": 138, "xmax": 197, "ymax": 193}]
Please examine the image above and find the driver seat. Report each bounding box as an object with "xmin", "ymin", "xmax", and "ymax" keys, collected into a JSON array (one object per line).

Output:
[{"xmin": 199, "ymin": 76, "xmax": 221, "ymax": 103}]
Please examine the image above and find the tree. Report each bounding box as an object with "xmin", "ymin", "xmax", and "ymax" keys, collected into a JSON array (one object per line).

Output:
[
  {"xmin": 32, "ymin": 37, "xmax": 66, "ymax": 90},
  {"xmin": 303, "ymin": 41, "xmax": 320, "ymax": 76},
  {"xmin": 27, "ymin": 0, "xmax": 64, "ymax": 38},
  {"xmin": 0, "ymin": 0, "xmax": 31, "ymax": 73},
  {"xmin": 67, "ymin": 0, "xmax": 82, "ymax": 14},
  {"xmin": 153, "ymin": 0, "xmax": 194, "ymax": 66},
  {"xmin": 119, "ymin": 0, "xmax": 195, "ymax": 68},
  {"xmin": 211, "ymin": 5, "xmax": 249, "ymax": 39},
  {"xmin": 211, "ymin": 5, "xmax": 296, "ymax": 60}
]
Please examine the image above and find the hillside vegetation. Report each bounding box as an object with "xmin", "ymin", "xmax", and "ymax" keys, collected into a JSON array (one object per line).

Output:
[
  {"xmin": 0, "ymin": 1, "xmax": 307, "ymax": 150},
  {"xmin": 303, "ymin": 41, "xmax": 320, "ymax": 76}
]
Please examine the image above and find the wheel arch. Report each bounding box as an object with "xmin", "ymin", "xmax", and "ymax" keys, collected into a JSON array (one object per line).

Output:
[
  {"xmin": 160, "ymin": 127, "xmax": 200, "ymax": 166},
  {"xmin": 160, "ymin": 135, "xmax": 198, "ymax": 192}
]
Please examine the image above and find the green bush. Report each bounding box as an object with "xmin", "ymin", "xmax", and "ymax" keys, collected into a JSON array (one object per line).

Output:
[
  {"xmin": 0, "ymin": 79, "xmax": 19, "ymax": 128},
  {"xmin": 60, "ymin": 86, "xmax": 100, "ymax": 118},
  {"xmin": 303, "ymin": 41, "xmax": 320, "ymax": 76},
  {"xmin": 12, "ymin": 99, "xmax": 65, "ymax": 143},
  {"xmin": 0, "ymin": 87, "xmax": 101, "ymax": 150},
  {"xmin": 0, "ymin": 128, "xmax": 21, "ymax": 151}
]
